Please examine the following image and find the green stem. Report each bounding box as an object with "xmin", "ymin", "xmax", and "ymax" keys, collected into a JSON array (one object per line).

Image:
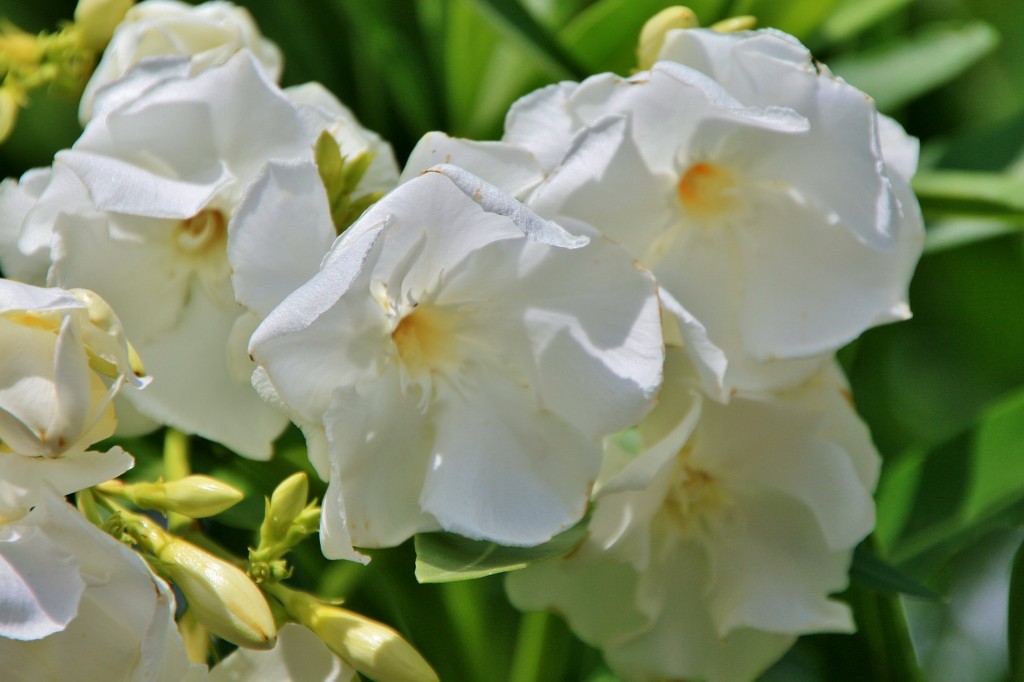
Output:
[
  {"xmin": 439, "ymin": 579, "xmax": 497, "ymax": 682},
  {"xmin": 508, "ymin": 610, "xmax": 567, "ymax": 682},
  {"xmin": 848, "ymin": 582, "xmax": 924, "ymax": 681},
  {"xmin": 164, "ymin": 428, "xmax": 191, "ymax": 533}
]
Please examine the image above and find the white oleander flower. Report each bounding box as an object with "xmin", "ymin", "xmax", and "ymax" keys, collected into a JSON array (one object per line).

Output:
[
  {"xmin": 13, "ymin": 52, "xmax": 395, "ymax": 459},
  {"xmin": 79, "ymin": 0, "xmax": 282, "ymax": 122},
  {"xmin": 0, "ymin": 280, "xmax": 142, "ymax": 503},
  {"xmin": 208, "ymin": 623, "xmax": 355, "ymax": 682},
  {"xmin": 506, "ymin": 348, "xmax": 879, "ymax": 682},
  {"xmin": 243, "ymin": 165, "xmax": 663, "ymax": 562},
  {"xmin": 405, "ymin": 43, "xmax": 923, "ymax": 396},
  {"xmin": 0, "ymin": 487, "xmax": 198, "ymax": 682}
]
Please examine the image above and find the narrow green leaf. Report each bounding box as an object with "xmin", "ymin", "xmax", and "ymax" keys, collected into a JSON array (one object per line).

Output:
[
  {"xmin": 849, "ymin": 544, "xmax": 941, "ymax": 600},
  {"xmin": 465, "ymin": 0, "xmax": 587, "ymax": 79},
  {"xmin": 924, "ymin": 220, "xmax": 1019, "ymax": 254},
  {"xmin": 914, "ymin": 169, "xmax": 1024, "ymax": 222},
  {"xmin": 414, "ymin": 514, "xmax": 590, "ymax": 582},
  {"xmin": 816, "ymin": 0, "xmax": 913, "ymax": 45},
  {"xmin": 829, "ymin": 21, "xmax": 999, "ymax": 111},
  {"xmin": 1009, "ymin": 537, "xmax": 1024, "ymax": 682}
]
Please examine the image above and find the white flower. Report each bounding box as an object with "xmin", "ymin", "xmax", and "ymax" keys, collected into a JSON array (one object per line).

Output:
[
  {"xmin": 0, "ymin": 487, "xmax": 198, "ymax": 681},
  {"xmin": 12, "ymin": 52, "xmax": 394, "ymax": 459},
  {"xmin": 208, "ymin": 623, "xmax": 355, "ymax": 682},
  {"xmin": 406, "ymin": 39, "xmax": 923, "ymax": 396},
  {"xmin": 243, "ymin": 165, "xmax": 663, "ymax": 562},
  {"xmin": 0, "ymin": 280, "xmax": 142, "ymax": 503},
  {"xmin": 79, "ymin": 0, "xmax": 282, "ymax": 122},
  {"xmin": 507, "ymin": 348, "xmax": 879, "ymax": 682}
]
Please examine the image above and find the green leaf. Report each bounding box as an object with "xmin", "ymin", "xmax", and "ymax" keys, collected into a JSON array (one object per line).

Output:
[
  {"xmin": 924, "ymin": 220, "xmax": 1019, "ymax": 254},
  {"xmin": 414, "ymin": 514, "xmax": 591, "ymax": 582},
  {"xmin": 914, "ymin": 170, "xmax": 1024, "ymax": 222},
  {"xmin": 465, "ymin": 0, "xmax": 587, "ymax": 79},
  {"xmin": 849, "ymin": 543, "xmax": 941, "ymax": 600},
  {"xmin": 829, "ymin": 21, "xmax": 999, "ymax": 111},
  {"xmin": 747, "ymin": 0, "xmax": 846, "ymax": 40},
  {"xmin": 1009, "ymin": 538, "xmax": 1024, "ymax": 682},
  {"xmin": 816, "ymin": 0, "xmax": 913, "ymax": 45},
  {"xmin": 963, "ymin": 385, "xmax": 1024, "ymax": 525}
]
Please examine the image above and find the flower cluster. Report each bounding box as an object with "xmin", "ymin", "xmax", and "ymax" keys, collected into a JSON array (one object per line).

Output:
[{"xmin": 0, "ymin": 1, "xmax": 923, "ymax": 680}]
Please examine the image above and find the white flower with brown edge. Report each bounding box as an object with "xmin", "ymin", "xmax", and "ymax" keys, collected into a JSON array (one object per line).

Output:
[
  {"xmin": 507, "ymin": 347, "xmax": 879, "ymax": 682},
  {"xmin": 0, "ymin": 280, "xmax": 143, "ymax": 504},
  {"xmin": 0, "ymin": 487, "xmax": 198, "ymax": 682},
  {"xmin": 79, "ymin": 0, "xmax": 282, "ymax": 122},
  {"xmin": 28, "ymin": 52, "xmax": 394, "ymax": 459},
  {"xmin": 243, "ymin": 164, "xmax": 663, "ymax": 562}
]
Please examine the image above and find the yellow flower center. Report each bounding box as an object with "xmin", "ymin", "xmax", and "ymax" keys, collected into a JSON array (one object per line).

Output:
[
  {"xmin": 664, "ymin": 458, "xmax": 730, "ymax": 535},
  {"xmin": 391, "ymin": 304, "xmax": 462, "ymax": 378},
  {"xmin": 175, "ymin": 209, "xmax": 227, "ymax": 257},
  {"xmin": 677, "ymin": 162, "xmax": 737, "ymax": 218}
]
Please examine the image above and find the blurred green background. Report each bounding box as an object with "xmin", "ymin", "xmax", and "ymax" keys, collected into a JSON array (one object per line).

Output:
[{"xmin": 3, "ymin": 1, "xmax": 1024, "ymax": 680}]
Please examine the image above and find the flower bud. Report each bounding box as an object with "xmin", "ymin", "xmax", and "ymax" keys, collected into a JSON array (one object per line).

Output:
[
  {"xmin": 159, "ymin": 537, "xmax": 277, "ymax": 650},
  {"xmin": 101, "ymin": 476, "xmax": 244, "ymax": 517},
  {"xmin": 709, "ymin": 15, "xmax": 757, "ymax": 33},
  {"xmin": 277, "ymin": 588, "xmax": 437, "ymax": 682},
  {"xmin": 74, "ymin": 0, "xmax": 133, "ymax": 51},
  {"xmin": 637, "ymin": 6, "xmax": 699, "ymax": 70},
  {"xmin": 264, "ymin": 472, "xmax": 309, "ymax": 542}
]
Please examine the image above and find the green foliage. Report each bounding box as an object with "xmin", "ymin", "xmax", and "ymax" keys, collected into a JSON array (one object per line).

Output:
[{"xmin": 414, "ymin": 512, "xmax": 591, "ymax": 583}]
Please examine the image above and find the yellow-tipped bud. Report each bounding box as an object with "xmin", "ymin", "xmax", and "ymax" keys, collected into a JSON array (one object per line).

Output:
[
  {"xmin": 637, "ymin": 6, "xmax": 699, "ymax": 70},
  {"xmin": 274, "ymin": 587, "xmax": 438, "ymax": 682},
  {"xmin": 100, "ymin": 476, "xmax": 243, "ymax": 517},
  {"xmin": 74, "ymin": 0, "xmax": 134, "ymax": 51},
  {"xmin": 159, "ymin": 537, "xmax": 277, "ymax": 650},
  {"xmin": 709, "ymin": 15, "xmax": 757, "ymax": 33}
]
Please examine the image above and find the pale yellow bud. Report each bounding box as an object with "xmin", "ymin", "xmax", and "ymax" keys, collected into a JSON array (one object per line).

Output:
[
  {"xmin": 709, "ymin": 15, "xmax": 757, "ymax": 33},
  {"xmin": 101, "ymin": 475, "xmax": 243, "ymax": 517},
  {"xmin": 637, "ymin": 6, "xmax": 699, "ymax": 70},
  {"xmin": 266, "ymin": 472, "xmax": 309, "ymax": 540},
  {"xmin": 74, "ymin": 0, "xmax": 134, "ymax": 51},
  {"xmin": 0, "ymin": 32, "xmax": 42, "ymax": 64},
  {"xmin": 274, "ymin": 587, "xmax": 438, "ymax": 682},
  {"xmin": 159, "ymin": 537, "xmax": 277, "ymax": 650}
]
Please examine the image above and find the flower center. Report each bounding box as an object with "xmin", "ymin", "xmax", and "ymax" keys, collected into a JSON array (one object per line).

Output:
[
  {"xmin": 677, "ymin": 162, "xmax": 737, "ymax": 218},
  {"xmin": 391, "ymin": 304, "xmax": 462, "ymax": 378},
  {"xmin": 663, "ymin": 458, "xmax": 729, "ymax": 536},
  {"xmin": 175, "ymin": 209, "xmax": 227, "ymax": 257}
]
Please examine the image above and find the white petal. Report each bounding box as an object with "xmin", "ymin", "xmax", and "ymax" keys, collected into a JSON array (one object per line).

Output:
[
  {"xmin": 0, "ymin": 518, "xmax": 83, "ymax": 640},
  {"xmin": 125, "ymin": 283, "xmax": 288, "ymax": 460},
  {"xmin": 421, "ymin": 378, "xmax": 599, "ymax": 545},
  {"xmin": 608, "ymin": 542, "xmax": 796, "ymax": 682},
  {"xmin": 503, "ymin": 82, "xmax": 579, "ymax": 171},
  {"xmin": 402, "ymin": 132, "xmax": 544, "ymax": 198},
  {"xmin": 0, "ymin": 447, "xmax": 133, "ymax": 505},
  {"xmin": 324, "ymin": 369, "xmax": 439, "ymax": 549},
  {"xmin": 703, "ymin": 489, "xmax": 855, "ymax": 636},
  {"xmin": 229, "ymin": 160, "xmax": 337, "ymax": 319},
  {"xmin": 209, "ymin": 623, "xmax": 353, "ymax": 682}
]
